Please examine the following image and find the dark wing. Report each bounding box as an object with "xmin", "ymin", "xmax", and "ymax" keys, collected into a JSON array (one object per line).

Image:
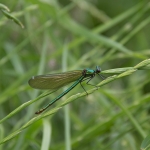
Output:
[{"xmin": 28, "ymin": 70, "xmax": 82, "ymax": 90}]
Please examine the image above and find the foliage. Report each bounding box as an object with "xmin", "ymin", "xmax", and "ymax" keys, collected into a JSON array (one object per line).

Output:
[{"xmin": 0, "ymin": 0, "xmax": 150, "ymax": 150}]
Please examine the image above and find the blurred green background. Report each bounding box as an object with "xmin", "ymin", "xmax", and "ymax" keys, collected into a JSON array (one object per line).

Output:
[{"xmin": 0, "ymin": 0, "xmax": 150, "ymax": 150}]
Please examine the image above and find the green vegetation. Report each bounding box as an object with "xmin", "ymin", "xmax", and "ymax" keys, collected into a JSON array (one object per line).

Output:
[{"xmin": 0, "ymin": 0, "xmax": 150, "ymax": 150}]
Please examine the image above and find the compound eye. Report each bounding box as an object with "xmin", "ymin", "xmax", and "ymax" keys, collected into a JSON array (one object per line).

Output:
[{"xmin": 96, "ymin": 66, "xmax": 101, "ymax": 73}]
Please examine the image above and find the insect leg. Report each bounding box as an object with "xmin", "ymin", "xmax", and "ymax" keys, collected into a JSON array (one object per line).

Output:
[
  {"xmin": 79, "ymin": 76, "xmax": 92, "ymax": 95},
  {"xmin": 97, "ymin": 73, "xmax": 106, "ymax": 80},
  {"xmin": 86, "ymin": 75, "xmax": 99, "ymax": 89},
  {"xmin": 80, "ymin": 81, "xmax": 88, "ymax": 95}
]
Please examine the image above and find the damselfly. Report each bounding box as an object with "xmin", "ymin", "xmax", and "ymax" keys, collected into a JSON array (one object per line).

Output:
[{"xmin": 28, "ymin": 66, "xmax": 104, "ymax": 114}]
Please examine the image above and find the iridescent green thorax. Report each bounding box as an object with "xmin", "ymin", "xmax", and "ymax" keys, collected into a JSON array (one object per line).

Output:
[{"xmin": 85, "ymin": 69, "xmax": 95, "ymax": 74}]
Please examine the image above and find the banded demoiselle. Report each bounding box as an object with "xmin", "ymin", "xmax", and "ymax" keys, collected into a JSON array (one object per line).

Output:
[{"xmin": 28, "ymin": 66, "xmax": 104, "ymax": 114}]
